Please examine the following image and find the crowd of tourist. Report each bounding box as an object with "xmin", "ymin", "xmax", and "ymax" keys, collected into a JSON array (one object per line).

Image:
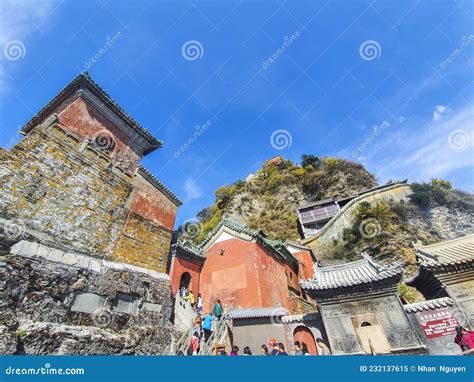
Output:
[
  {"xmin": 180, "ymin": 290, "xmax": 224, "ymax": 355},
  {"xmin": 179, "ymin": 288, "xmax": 335, "ymax": 356},
  {"xmin": 180, "ymin": 289, "xmax": 474, "ymax": 356},
  {"xmin": 209, "ymin": 337, "xmax": 331, "ymax": 356}
]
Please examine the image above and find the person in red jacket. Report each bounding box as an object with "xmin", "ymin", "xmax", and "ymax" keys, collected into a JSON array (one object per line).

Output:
[{"xmin": 454, "ymin": 326, "xmax": 474, "ymax": 352}]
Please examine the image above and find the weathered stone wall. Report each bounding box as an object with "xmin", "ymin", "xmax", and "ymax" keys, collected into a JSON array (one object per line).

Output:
[
  {"xmin": 320, "ymin": 294, "xmax": 425, "ymax": 355},
  {"xmin": 111, "ymin": 212, "xmax": 172, "ymax": 273},
  {"xmin": 446, "ymin": 279, "xmax": 474, "ymax": 327},
  {"xmin": 0, "ymin": 125, "xmax": 131, "ymax": 256},
  {"xmin": 304, "ymin": 184, "xmax": 411, "ymax": 257},
  {"xmin": 0, "ymin": 119, "xmax": 176, "ymax": 270},
  {"xmin": 0, "ymin": 241, "xmax": 177, "ymax": 355}
]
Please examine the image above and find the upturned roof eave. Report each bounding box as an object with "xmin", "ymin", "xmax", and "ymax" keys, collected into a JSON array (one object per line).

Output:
[{"xmin": 20, "ymin": 72, "xmax": 163, "ymax": 152}]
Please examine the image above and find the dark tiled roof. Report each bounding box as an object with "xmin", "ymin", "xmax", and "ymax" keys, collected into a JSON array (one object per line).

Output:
[
  {"xmin": 21, "ymin": 72, "xmax": 162, "ymax": 154},
  {"xmin": 298, "ymin": 198, "xmax": 336, "ymax": 210},
  {"xmin": 228, "ymin": 307, "xmax": 288, "ymax": 319},
  {"xmin": 300, "ymin": 253, "xmax": 402, "ymax": 291},
  {"xmin": 403, "ymin": 297, "xmax": 454, "ymax": 313},
  {"xmin": 297, "ymin": 180, "xmax": 408, "ymax": 211},
  {"xmin": 171, "ymin": 239, "xmax": 205, "ymax": 259},
  {"xmin": 284, "ymin": 240, "xmax": 312, "ymax": 252},
  {"xmin": 281, "ymin": 313, "xmax": 320, "ymax": 323},
  {"xmin": 137, "ymin": 165, "xmax": 182, "ymax": 206},
  {"xmin": 414, "ymin": 234, "xmax": 474, "ymax": 269}
]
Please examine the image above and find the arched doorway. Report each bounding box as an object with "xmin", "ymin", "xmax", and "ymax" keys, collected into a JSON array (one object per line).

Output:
[
  {"xmin": 179, "ymin": 272, "xmax": 192, "ymax": 291},
  {"xmin": 293, "ymin": 326, "xmax": 318, "ymax": 355}
]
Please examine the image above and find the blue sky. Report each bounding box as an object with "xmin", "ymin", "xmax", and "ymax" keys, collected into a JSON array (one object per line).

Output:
[{"xmin": 1, "ymin": 0, "xmax": 473, "ymax": 226}]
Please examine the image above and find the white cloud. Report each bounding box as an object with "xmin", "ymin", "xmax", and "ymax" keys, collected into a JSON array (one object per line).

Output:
[
  {"xmin": 345, "ymin": 104, "xmax": 474, "ymax": 187},
  {"xmin": 432, "ymin": 104, "xmax": 451, "ymax": 122},
  {"xmin": 0, "ymin": 0, "xmax": 57, "ymax": 45},
  {"xmin": 0, "ymin": 0, "xmax": 57, "ymax": 95},
  {"xmin": 183, "ymin": 178, "xmax": 202, "ymax": 202}
]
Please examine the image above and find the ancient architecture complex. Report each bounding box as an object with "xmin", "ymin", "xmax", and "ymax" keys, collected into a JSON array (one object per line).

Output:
[{"xmin": 1, "ymin": 73, "xmax": 472, "ymax": 356}]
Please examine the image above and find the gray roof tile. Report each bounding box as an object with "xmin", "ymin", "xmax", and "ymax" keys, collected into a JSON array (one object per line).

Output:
[
  {"xmin": 403, "ymin": 297, "xmax": 454, "ymax": 313},
  {"xmin": 414, "ymin": 234, "xmax": 474, "ymax": 268},
  {"xmin": 171, "ymin": 240, "xmax": 205, "ymax": 259},
  {"xmin": 300, "ymin": 252, "xmax": 402, "ymax": 291},
  {"xmin": 228, "ymin": 307, "xmax": 288, "ymax": 319}
]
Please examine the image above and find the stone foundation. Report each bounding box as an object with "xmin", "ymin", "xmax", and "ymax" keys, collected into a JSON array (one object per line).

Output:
[{"xmin": 0, "ymin": 240, "xmax": 178, "ymax": 355}]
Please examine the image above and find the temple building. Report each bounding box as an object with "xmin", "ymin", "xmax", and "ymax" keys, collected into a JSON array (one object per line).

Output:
[
  {"xmin": 0, "ymin": 73, "xmax": 183, "ymax": 354},
  {"xmin": 407, "ymin": 234, "xmax": 474, "ymax": 331},
  {"xmin": 300, "ymin": 253, "xmax": 426, "ymax": 355},
  {"xmin": 169, "ymin": 218, "xmax": 328, "ymax": 354},
  {"xmin": 170, "ymin": 218, "xmax": 316, "ymax": 314},
  {"xmin": 0, "ymin": 72, "xmax": 181, "ymax": 271}
]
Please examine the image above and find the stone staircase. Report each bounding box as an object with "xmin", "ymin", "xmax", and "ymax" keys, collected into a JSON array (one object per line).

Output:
[
  {"xmin": 169, "ymin": 304, "xmax": 233, "ymax": 355},
  {"xmin": 173, "ymin": 293, "xmax": 196, "ymax": 333}
]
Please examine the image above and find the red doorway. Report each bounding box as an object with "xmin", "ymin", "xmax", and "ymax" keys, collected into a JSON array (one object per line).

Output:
[{"xmin": 293, "ymin": 326, "xmax": 318, "ymax": 355}]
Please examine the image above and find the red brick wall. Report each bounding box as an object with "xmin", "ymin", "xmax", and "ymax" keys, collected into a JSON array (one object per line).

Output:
[
  {"xmin": 170, "ymin": 257, "xmax": 202, "ymax": 297},
  {"xmin": 292, "ymin": 251, "xmax": 314, "ymax": 280},
  {"xmin": 200, "ymin": 238, "xmax": 262, "ymax": 312},
  {"xmin": 58, "ymin": 97, "xmax": 141, "ymax": 170},
  {"xmin": 200, "ymin": 236, "xmax": 297, "ymax": 312},
  {"xmin": 131, "ymin": 172, "xmax": 177, "ymax": 230}
]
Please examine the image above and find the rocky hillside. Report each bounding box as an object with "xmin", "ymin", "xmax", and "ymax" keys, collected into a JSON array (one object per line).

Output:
[
  {"xmin": 184, "ymin": 155, "xmax": 377, "ymax": 243},
  {"xmin": 319, "ymin": 183, "xmax": 474, "ymax": 275},
  {"xmin": 181, "ymin": 156, "xmax": 474, "ymax": 281}
]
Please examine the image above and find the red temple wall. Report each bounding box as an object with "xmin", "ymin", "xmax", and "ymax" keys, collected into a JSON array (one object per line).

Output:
[
  {"xmin": 58, "ymin": 97, "xmax": 141, "ymax": 169},
  {"xmin": 200, "ymin": 237, "xmax": 299, "ymax": 313},
  {"xmin": 254, "ymin": 244, "xmax": 296, "ymax": 311},
  {"xmin": 170, "ymin": 256, "xmax": 202, "ymax": 297},
  {"xmin": 131, "ymin": 173, "xmax": 178, "ymax": 230},
  {"xmin": 292, "ymin": 251, "xmax": 314, "ymax": 279},
  {"xmin": 200, "ymin": 238, "xmax": 265, "ymax": 312}
]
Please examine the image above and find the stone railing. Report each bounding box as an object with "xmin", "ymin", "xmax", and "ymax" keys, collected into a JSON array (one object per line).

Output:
[
  {"xmin": 169, "ymin": 305, "xmax": 233, "ymax": 355},
  {"xmin": 173, "ymin": 293, "xmax": 197, "ymax": 333}
]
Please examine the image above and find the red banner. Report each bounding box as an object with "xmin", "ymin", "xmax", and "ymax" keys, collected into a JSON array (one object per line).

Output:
[{"xmin": 415, "ymin": 308, "xmax": 458, "ymax": 339}]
